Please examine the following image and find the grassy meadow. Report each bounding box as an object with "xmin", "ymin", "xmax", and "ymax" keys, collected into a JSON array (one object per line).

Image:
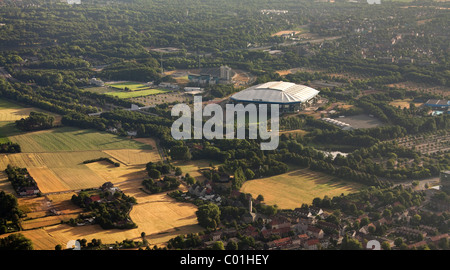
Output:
[
  {"xmin": 84, "ymin": 82, "xmax": 169, "ymax": 99},
  {"xmin": 8, "ymin": 126, "xmax": 152, "ymax": 153}
]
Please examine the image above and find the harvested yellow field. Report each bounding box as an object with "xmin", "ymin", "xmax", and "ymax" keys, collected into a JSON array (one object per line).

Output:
[
  {"xmin": 0, "ymin": 107, "xmax": 36, "ymax": 122},
  {"xmin": 129, "ymin": 193, "xmax": 201, "ymax": 238},
  {"xmin": 241, "ymin": 169, "xmax": 363, "ymax": 209},
  {"xmin": 0, "ymin": 151, "xmax": 118, "ymax": 193},
  {"xmin": 172, "ymin": 160, "xmax": 217, "ymax": 183},
  {"xmin": 85, "ymin": 161, "xmax": 147, "ymax": 184},
  {"xmin": 50, "ymin": 167, "xmax": 104, "ymax": 191},
  {"xmin": 389, "ymin": 99, "xmax": 423, "ymax": 109},
  {"xmin": 18, "ymin": 192, "xmax": 83, "ymax": 229},
  {"xmin": 28, "ymin": 167, "xmax": 70, "ymax": 194},
  {"xmin": 22, "ymin": 214, "xmax": 79, "ymax": 230},
  {"xmin": 0, "ymin": 171, "xmax": 15, "ymax": 194},
  {"xmin": 280, "ymin": 129, "xmax": 308, "ymax": 136},
  {"xmin": 17, "ymin": 196, "xmax": 49, "ymax": 215},
  {"xmin": 133, "ymin": 137, "xmax": 158, "ymax": 149},
  {"xmin": 0, "ymin": 153, "xmax": 47, "ymax": 170},
  {"xmin": 12, "ymin": 189, "xmax": 202, "ymax": 250},
  {"xmin": 103, "ymin": 149, "xmax": 160, "ymax": 165},
  {"xmin": 0, "ymin": 108, "xmax": 61, "ymax": 124}
]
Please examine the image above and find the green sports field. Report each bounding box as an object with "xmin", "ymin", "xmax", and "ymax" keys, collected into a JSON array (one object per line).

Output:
[
  {"xmin": 8, "ymin": 126, "xmax": 152, "ymax": 152},
  {"xmin": 84, "ymin": 82, "xmax": 169, "ymax": 99},
  {"xmin": 108, "ymin": 82, "xmax": 152, "ymax": 91},
  {"xmin": 105, "ymin": 88, "xmax": 168, "ymax": 98}
]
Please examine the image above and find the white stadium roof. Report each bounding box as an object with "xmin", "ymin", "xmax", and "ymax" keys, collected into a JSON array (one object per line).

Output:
[{"xmin": 230, "ymin": 81, "xmax": 320, "ymax": 104}]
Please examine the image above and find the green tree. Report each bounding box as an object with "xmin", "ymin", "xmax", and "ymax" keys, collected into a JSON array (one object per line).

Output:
[
  {"xmin": 226, "ymin": 240, "xmax": 238, "ymax": 250},
  {"xmin": 0, "ymin": 233, "xmax": 33, "ymax": 250},
  {"xmin": 341, "ymin": 234, "xmax": 362, "ymax": 250},
  {"xmin": 196, "ymin": 203, "xmax": 221, "ymax": 229},
  {"xmin": 394, "ymin": 237, "xmax": 404, "ymax": 247},
  {"xmin": 212, "ymin": 241, "xmax": 225, "ymax": 250},
  {"xmin": 381, "ymin": 241, "xmax": 391, "ymax": 250}
]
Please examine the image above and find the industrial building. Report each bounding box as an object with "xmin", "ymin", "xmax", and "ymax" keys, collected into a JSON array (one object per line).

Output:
[
  {"xmin": 188, "ymin": 65, "xmax": 234, "ymax": 85},
  {"xmin": 425, "ymin": 99, "xmax": 450, "ymax": 115},
  {"xmin": 229, "ymin": 81, "xmax": 320, "ymax": 112},
  {"xmin": 321, "ymin": 118, "xmax": 353, "ymax": 130}
]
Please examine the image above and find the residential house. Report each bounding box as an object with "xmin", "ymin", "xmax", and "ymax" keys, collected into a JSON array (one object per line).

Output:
[
  {"xmin": 307, "ymin": 226, "xmax": 324, "ymax": 239},
  {"xmin": 211, "ymin": 231, "xmax": 222, "ymax": 242},
  {"xmin": 304, "ymin": 239, "xmax": 320, "ymax": 250}
]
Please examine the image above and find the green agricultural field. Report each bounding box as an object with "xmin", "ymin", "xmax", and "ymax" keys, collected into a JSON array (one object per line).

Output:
[
  {"xmin": 8, "ymin": 126, "xmax": 152, "ymax": 152},
  {"xmin": 240, "ymin": 168, "xmax": 364, "ymax": 209},
  {"xmin": 0, "ymin": 99, "xmax": 24, "ymax": 110},
  {"xmin": 105, "ymin": 88, "xmax": 168, "ymax": 99},
  {"xmin": 0, "ymin": 122, "xmax": 21, "ymax": 143},
  {"xmin": 83, "ymin": 83, "xmax": 169, "ymax": 99},
  {"xmin": 108, "ymin": 82, "xmax": 152, "ymax": 91}
]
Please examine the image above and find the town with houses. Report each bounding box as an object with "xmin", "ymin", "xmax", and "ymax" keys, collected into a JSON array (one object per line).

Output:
[{"xmin": 168, "ymin": 171, "xmax": 450, "ymax": 250}]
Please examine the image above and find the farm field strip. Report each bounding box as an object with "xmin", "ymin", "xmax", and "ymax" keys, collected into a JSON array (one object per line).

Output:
[
  {"xmin": 8, "ymin": 127, "xmax": 151, "ymax": 153},
  {"xmin": 103, "ymin": 149, "xmax": 160, "ymax": 165},
  {"xmin": 0, "ymin": 99, "xmax": 62, "ymax": 124},
  {"xmin": 0, "ymin": 148, "xmax": 160, "ymax": 194},
  {"xmin": 21, "ymin": 214, "xmax": 79, "ymax": 230}
]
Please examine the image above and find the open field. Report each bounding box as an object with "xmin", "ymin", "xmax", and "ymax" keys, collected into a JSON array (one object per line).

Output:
[
  {"xmin": 336, "ymin": 114, "xmax": 385, "ymax": 129},
  {"xmin": 240, "ymin": 168, "xmax": 364, "ymax": 209},
  {"xmin": 0, "ymin": 151, "xmax": 107, "ymax": 193},
  {"xmin": 21, "ymin": 214, "xmax": 79, "ymax": 230},
  {"xmin": 172, "ymin": 159, "xmax": 221, "ymax": 183},
  {"xmin": 84, "ymin": 82, "xmax": 169, "ymax": 99},
  {"xmin": 0, "ymin": 99, "xmax": 62, "ymax": 124},
  {"xmin": 129, "ymin": 91, "xmax": 191, "ymax": 106},
  {"xmin": 8, "ymin": 127, "xmax": 151, "ymax": 153},
  {"xmin": 0, "ymin": 171, "xmax": 15, "ymax": 194},
  {"xmin": 17, "ymin": 194, "xmax": 82, "ymax": 230},
  {"xmin": 85, "ymin": 161, "xmax": 147, "ymax": 184},
  {"xmin": 103, "ymin": 149, "xmax": 160, "ymax": 165},
  {"xmin": 5, "ymin": 182, "xmax": 202, "ymax": 250},
  {"xmin": 27, "ymin": 167, "xmax": 70, "ymax": 194},
  {"xmin": 390, "ymin": 98, "xmax": 424, "ymax": 109},
  {"xmin": 105, "ymin": 89, "xmax": 168, "ymax": 99},
  {"xmin": 271, "ymin": 30, "xmax": 301, "ymax": 37},
  {"xmin": 280, "ymin": 129, "xmax": 308, "ymax": 136},
  {"xmin": 0, "ymin": 148, "xmax": 160, "ymax": 193},
  {"xmin": 109, "ymin": 82, "xmax": 153, "ymax": 91},
  {"xmin": 0, "ymin": 122, "xmax": 20, "ymax": 143}
]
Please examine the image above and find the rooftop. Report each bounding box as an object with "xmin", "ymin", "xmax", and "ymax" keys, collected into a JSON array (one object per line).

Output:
[{"xmin": 230, "ymin": 81, "xmax": 320, "ymax": 104}]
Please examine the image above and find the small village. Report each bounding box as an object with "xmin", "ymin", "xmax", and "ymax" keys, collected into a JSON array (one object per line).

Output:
[{"xmin": 169, "ymin": 171, "xmax": 450, "ymax": 250}]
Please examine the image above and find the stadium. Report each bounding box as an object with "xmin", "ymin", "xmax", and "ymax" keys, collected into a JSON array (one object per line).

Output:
[{"xmin": 229, "ymin": 81, "xmax": 320, "ymax": 112}]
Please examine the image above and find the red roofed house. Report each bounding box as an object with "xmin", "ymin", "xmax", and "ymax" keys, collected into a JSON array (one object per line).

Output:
[
  {"xmin": 304, "ymin": 239, "xmax": 320, "ymax": 250},
  {"xmin": 90, "ymin": 195, "xmax": 102, "ymax": 202}
]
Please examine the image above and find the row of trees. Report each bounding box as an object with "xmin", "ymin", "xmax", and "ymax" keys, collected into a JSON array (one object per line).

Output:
[
  {"xmin": 15, "ymin": 111, "xmax": 54, "ymax": 131},
  {"xmin": 0, "ymin": 142, "xmax": 21, "ymax": 153},
  {"xmin": 4, "ymin": 165, "xmax": 39, "ymax": 195}
]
